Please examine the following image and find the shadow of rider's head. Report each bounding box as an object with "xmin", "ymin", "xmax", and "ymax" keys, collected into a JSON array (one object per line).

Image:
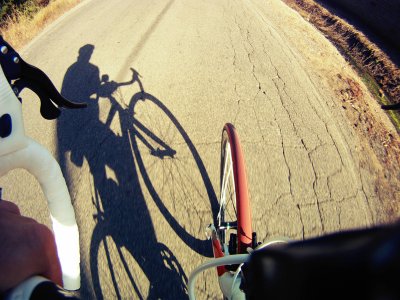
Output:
[{"xmin": 78, "ymin": 44, "xmax": 95, "ymax": 63}]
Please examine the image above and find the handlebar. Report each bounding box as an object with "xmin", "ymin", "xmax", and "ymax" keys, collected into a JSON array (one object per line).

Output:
[
  {"xmin": 0, "ymin": 36, "xmax": 86, "ymax": 292},
  {"xmin": 188, "ymin": 254, "xmax": 249, "ymax": 300},
  {"xmin": 4, "ymin": 276, "xmax": 79, "ymax": 300},
  {"xmin": 0, "ymin": 136, "xmax": 81, "ymax": 290}
]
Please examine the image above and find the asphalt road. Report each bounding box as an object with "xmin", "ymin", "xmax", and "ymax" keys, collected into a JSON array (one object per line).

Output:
[{"xmin": 0, "ymin": 0, "xmax": 388, "ymax": 298}]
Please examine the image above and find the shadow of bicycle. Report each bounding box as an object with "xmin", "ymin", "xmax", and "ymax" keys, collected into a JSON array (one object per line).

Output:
[{"xmin": 57, "ymin": 45, "xmax": 218, "ymax": 299}]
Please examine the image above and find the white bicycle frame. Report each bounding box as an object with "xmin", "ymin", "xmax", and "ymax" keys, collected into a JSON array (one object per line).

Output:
[
  {"xmin": 188, "ymin": 239, "xmax": 289, "ymax": 300},
  {"xmin": 0, "ymin": 64, "xmax": 80, "ymax": 291},
  {"xmin": 188, "ymin": 254, "xmax": 248, "ymax": 300}
]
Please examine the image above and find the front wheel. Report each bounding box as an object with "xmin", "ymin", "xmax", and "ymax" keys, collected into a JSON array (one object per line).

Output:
[{"xmin": 218, "ymin": 124, "xmax": 252, "ymax": 255}]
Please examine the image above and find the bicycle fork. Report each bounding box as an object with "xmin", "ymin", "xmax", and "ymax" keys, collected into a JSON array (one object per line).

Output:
[{"xmin": 206, "ymin": 224, "xmax": 246, "ymax": 300}]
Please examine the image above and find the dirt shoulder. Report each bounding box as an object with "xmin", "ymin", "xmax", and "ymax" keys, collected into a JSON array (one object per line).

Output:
[{"xmin": 282, "ymin": 0, "xmax": 400, "ymax": 221}]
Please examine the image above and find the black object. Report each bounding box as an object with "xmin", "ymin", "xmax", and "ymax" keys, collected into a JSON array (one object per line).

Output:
[
  {"xmin": 382, "ymin": 103, "xmax": 400, "ymax": 110},
  {"xmin": 242, "ymin": 223, "xmax": 400, "ymax": 300},
  {"xmin": 0, "ymin": 36, "xmax": 86, "ymax": 120},
  {"xmin": 30, "ymin": 281, "xmax": 80, "ymax": 300},
  {"xmin": 0, "ymin": 114, "xmax": 12, "ymax": 138}
]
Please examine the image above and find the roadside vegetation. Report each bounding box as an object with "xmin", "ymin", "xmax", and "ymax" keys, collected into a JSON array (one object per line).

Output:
[
  {"xmin": 283, "ymin": 0, "xmax": 400, "ymax": 130},
  {"xmin": 0, "ymin": 0, "xmax": 80, "ymax": 49}
]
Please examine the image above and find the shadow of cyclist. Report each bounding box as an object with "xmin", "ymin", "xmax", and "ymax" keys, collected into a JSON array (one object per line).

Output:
[{"xmin": 58, "ymin": 45, "xmax": 188, "ymax": 299}]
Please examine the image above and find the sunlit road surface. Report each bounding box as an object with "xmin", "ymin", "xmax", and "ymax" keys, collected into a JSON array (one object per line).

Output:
[{"xmin": 0, "ymin": 0, "xmax": 389, "ymax": 298}]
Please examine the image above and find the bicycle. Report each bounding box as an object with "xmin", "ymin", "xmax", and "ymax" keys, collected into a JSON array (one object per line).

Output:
[{"xmin": 2, "ymin": 34, "xmax": 400, "ymax": 299}]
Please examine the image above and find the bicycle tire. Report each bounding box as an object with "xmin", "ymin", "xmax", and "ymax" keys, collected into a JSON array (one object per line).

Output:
[{"xmin": 218, "ymin": 123, "xmax": 252, "ymax": 255}]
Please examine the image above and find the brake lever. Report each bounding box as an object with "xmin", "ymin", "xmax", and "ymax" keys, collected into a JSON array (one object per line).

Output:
[
  {"xmin": 0, "ymin": 36, "xmax": 86, "ymax": 120},
  {"xmin": 13, "ymin": 78, "xmax": 62, "ymax": 120}
]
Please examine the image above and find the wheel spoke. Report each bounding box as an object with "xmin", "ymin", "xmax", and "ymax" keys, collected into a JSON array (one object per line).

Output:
[
  {"xmin": 218, "ymin": 143, "xmax": 233, "ymax": 224},
  {"xmin": 221, "ymin": 144, "xmax": 232, "ymax": 204},
  {"xmin": 218, "ymin": 135, "xmax": 239, "ymax": 249}
]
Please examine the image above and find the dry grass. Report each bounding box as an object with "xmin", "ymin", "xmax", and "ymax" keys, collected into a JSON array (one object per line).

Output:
[
  {"xmin": 283, "ymin": 0, "xmax": 400, "ymax": 127},
  {"xmin": 0, "ymin": 0, "xmax": 81, "ymax": 50}
]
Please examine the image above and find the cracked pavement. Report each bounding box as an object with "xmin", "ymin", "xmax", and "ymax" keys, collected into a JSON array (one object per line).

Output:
[{"xmin": 0, "ymin": 0, "xmax": 395, "ymax": 298}]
